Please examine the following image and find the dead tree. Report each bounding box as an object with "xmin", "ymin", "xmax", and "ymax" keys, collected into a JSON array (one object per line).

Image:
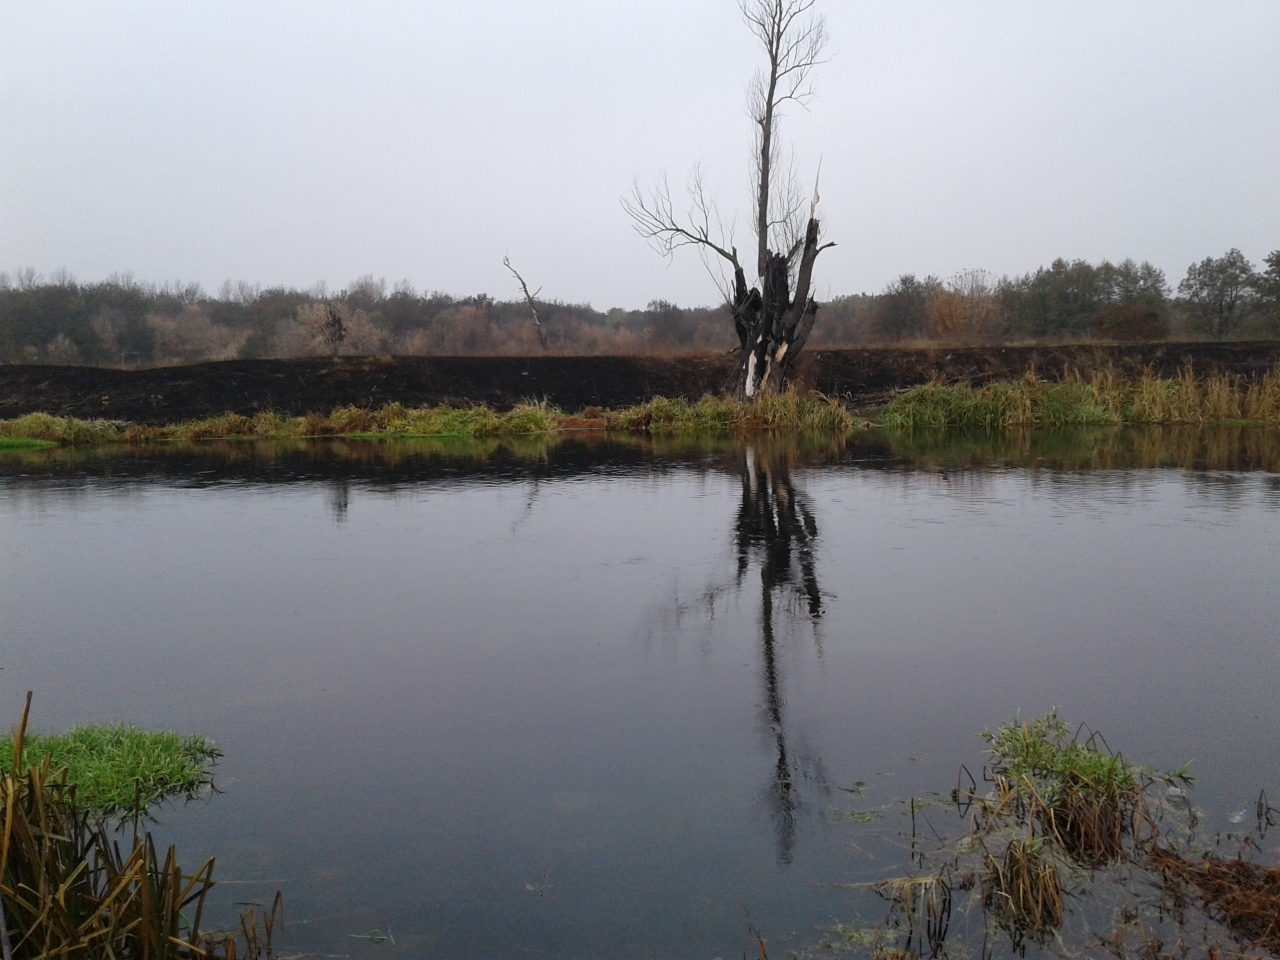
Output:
[
  {"xmin": 625, "ymin": 0, "xmax": 833, "ymax": 399},
  {"xmin": 503, "ymin": 255, "xmax": 549, "ymax": 348}
]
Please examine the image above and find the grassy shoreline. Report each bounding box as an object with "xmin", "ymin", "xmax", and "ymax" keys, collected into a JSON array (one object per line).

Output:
[
  {"xmin": 3, "ymin": 368, "xmax": 1280, "ymax": 445},
  {"xmin": 880, "ymin": 366, "xmax": 1280, "ymax": 428}
]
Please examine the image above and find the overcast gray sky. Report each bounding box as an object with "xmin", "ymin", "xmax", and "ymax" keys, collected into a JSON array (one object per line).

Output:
[{"xmin": 2, "ymin": 1, "xmax": 1277, "ymax": 308}]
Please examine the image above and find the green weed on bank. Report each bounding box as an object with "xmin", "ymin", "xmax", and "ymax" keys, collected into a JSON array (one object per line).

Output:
[
  {"xmin": 605, "ymin": 391, "xmax": 862, "ymax": 434},
  {"xmin": 0, "ymin": 392, "xmax": 861, "ymax": 444},
  {"xmin": 0, "ymin": 402, "xmax": 564, "ymax": 444},
  {"xmin": 0, "ymin": 725, "xmax": 220, "ymax": 816}
]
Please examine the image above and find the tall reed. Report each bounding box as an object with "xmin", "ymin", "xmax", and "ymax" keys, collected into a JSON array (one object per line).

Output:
[{"xmin": 882, "ymin": 366, "xmax": 1280, "ymax": 428}]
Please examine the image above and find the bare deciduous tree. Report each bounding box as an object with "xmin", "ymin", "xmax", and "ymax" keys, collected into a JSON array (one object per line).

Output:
[{"xmin": 625, "ymin": 0, "xmax": 833, "ymax": 398}]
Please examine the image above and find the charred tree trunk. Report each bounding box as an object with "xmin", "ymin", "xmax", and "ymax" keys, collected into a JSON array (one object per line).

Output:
[
  {"xmin": 732, "ymin": 215, "xmax": 825, "ymax": 399},
  {"xmin": 623, "ymin": 1, "xmax": 831, "ymax": 401}
]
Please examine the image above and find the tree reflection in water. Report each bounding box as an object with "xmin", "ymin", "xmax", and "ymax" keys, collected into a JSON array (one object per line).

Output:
[
  {"xmin": 328, "ymin": 479, "xmax": 350, "ymax": 523},
  {"xmin": 732, "ymin": 444, "xmax": 829, "ymax": 865}
]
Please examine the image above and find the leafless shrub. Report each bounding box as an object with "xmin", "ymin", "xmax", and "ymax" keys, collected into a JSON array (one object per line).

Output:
[
  {"xmin": 274, "ymin": 303, "xmax": 388, "ymax": 357},
  {"xmin": 44, "ymin": 333, "xmax": 81, "ymax": 365},
  {"xmin": 928, "ymin": 269, "xmax": 1002, "ymax": 342},
  {"xmin": 148, "ymin": 307, "xmax": 247, "ymax": 365}
]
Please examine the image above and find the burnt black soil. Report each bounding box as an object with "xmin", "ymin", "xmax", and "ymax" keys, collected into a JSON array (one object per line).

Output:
[{"xmin": 3, "ymin": 342, "xmax": 1280, "ymax": 424}]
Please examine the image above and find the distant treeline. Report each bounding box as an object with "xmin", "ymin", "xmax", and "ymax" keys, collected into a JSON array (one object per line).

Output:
[{"xmin": 2, "ymin": 249, "xmax": 1277, "ymax": 367}]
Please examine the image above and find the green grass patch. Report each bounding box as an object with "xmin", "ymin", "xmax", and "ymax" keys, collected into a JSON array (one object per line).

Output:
[
  {"xmin": 0, "ymin": 393, "xmax": 864, "ymax": 445},
  {"xmin": 0, "ymin": 437, "xmax": 56, "ymax": 449},
  {"xmin": 606, "ymin": 391, "xmax": 864, "ymax": 434},
  {"xmin": 985, "ymin": 710, "xmax": 1141, "ymax": 799},
  {"xmin": 0, "ymin": 725, "xmax": 220, "ymax": 816}
]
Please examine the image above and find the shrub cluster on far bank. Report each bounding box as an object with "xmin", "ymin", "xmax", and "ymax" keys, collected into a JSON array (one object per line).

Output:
[{"xmin": 3, "ymin": 248, "xmax": 1278, "ymax": 368}]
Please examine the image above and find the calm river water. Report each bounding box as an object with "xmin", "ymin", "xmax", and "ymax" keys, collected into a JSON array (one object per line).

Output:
[{"xmin": 2, "ymin": 428, "xmax": 1279, "ymax": 958}]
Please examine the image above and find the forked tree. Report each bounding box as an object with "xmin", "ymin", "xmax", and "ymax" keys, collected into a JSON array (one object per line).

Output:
[{"xmin": 625, "ymin": 0, "xmax": 833, "ymax": 399}]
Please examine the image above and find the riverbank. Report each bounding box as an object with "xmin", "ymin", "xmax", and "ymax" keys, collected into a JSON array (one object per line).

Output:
[
  {"xmin": 3, "ymin": 366, "xmax": 1280, "ymax": 446},
  {"xmin": 5, "ymin": 342, "xmax": 1280, "ymax": 423}
]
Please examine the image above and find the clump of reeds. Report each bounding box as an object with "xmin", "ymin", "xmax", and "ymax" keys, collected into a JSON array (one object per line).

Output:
[
  {"xmin": 880, "ymin": 365, "xmax": 1280, "ymax": 428},
  {"xmin": 1, "ymin": 695, "xmax": 279, "ymax": 959},
  {"xmin": 982, "ymin": 710, "xmax": 1180, "ymax": 867},
  {"xmin": 0, "ymin": 725, "xmax": 219, "ymax": 818},
  {"xmin": 605, "ymin": 395, "xmax": 739, "ymax": 433},
  {"xmin": 879, "ymin": 374, "xmax": 1122, "ymax": 429},
  {"xmin": 605, "ymin": 390, "xmax": 862, "ymax": 434},
  {"xmin": 0, "ymin": 412, "xmax": 133, "ymax": 445},
  {"xmin": 981, "ymin": 837, "xmax": 1063, "ymax": 948},
  {"xmin": 745, "ymin": 391, "xmax": 862, "ymax": 431},
  {"xmin": 850, "ymin": 713, "xmax": 1275, "ymax": 960},
  {"xmin": 875, "ymin": 873, "xmax": 953, "ymax": 959}
]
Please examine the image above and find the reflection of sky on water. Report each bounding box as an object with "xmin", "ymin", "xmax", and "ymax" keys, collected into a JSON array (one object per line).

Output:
[{"xmin": 2, "ymin": 436, "xmax": 1279, "ymax": 958}]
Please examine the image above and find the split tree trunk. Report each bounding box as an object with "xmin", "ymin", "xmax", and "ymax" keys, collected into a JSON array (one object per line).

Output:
[{"xmin": 731, "ymin": 216, "xmax": 824, "ymax": 399}]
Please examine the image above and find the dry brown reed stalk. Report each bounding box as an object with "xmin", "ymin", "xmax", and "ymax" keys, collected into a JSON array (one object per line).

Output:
[
  {"xmin": 1244, "ymin": 367, "xmax": 1280, "ymax": 422},
  {"xmin": 1127, "ymin": 366, "xmax": 1280, "ymax": 425},
  {"xmin": 1, "ymin": 693, "xmax": 280, "ymax": 960},
  {"xmin": 1148, "ymin": 847, "xmax": 1280, "ymax": 955},
  {"xmin": 1035, "ymin": 771, "xmax": 1156, "ymax": 870},
  {"xmin": 981, "ymin": 837, "xmax": 1064, "ymax": 947},
  {"xmin": 875, "ymin": 872, "xmax": 953, "ymax": 959}
]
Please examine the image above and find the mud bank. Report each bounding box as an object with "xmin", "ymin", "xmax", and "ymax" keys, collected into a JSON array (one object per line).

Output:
[{"xmin": 3, "ymin": 342, "xmax": 1280, "ymax": 423}]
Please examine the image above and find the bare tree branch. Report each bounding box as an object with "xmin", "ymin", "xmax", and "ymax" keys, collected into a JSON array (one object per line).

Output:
[{"xmin": 622, "ymin": 171, "xmax": 742, "ymax": 272}]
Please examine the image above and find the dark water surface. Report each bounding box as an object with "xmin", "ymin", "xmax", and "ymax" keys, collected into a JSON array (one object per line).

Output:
[{"xmin": 2, "ymin": 428, "xmax": 1279, "ymax": 958}]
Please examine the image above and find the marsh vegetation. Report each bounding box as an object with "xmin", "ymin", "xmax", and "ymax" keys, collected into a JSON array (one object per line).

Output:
[
  {"xmin": 4, "ymin": 366, "xmax": 1280, "ymax": 449},
  {"xmin": 0, "ymin": 696, "xmax": 279, "ymax": 960},
  {"xmin": 880, "ymin": 366, "xmax": 1280, "ymax": 428},
  {"xmin": 799, "ymin": 713, "xmax": 1280, "ymax": 960}
]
